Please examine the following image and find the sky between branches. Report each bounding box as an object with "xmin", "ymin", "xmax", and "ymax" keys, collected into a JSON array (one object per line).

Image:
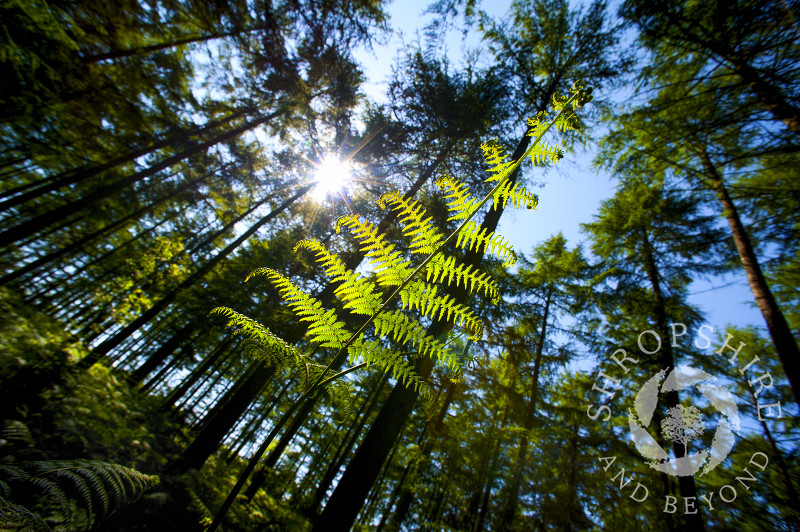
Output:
[{"xmin": 352, "ymin": 0, "xmax": 764, "ymax": 333}]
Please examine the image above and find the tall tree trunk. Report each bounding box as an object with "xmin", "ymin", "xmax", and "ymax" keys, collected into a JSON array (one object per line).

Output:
[
  {"xmin": 0, "ymin": 168, "xmax": 215, "ymax": 286},
  {"xmin": 748, "ymin": 387, "xmax": 800, "ymax": 519},
  {"xmin": 127, "ymin": 322, "xmax": 197, "ymax": 385},
  {"xmin": 386, "ymin": 380, "xmax": 457, "ymax": 531},
  {"xmin": 497, "ymin": 290, "xmax": 550, "ymax": 529},
  {"xmin": 0, "ymin": 107, "xmax": 254, "ymax": 213},
  {"xmin": 227, "ymin": 380, "xmax": 291, "ymax": 462},
  {"xmin": 82, "ymin": 26, "xmax": 271, "ymax": 63},
  {"xmin": 0, "ymin": 110, "xmax": 284, "ymax": 248},
  {"xmin": 170, "ymin": 362, "xmax": 276, "ymax": 472},
  {"xmin": 162, "ymin": 338, "xmax": 233, "ymax": 410},
  {"xmin": 78, "ymin": 183, "xmax": 312, "ymax": 368},
  {"xmin": 309, "ymin": 374, "xmax": 389, "ymax": 515},
  {"xmin": 641, "ymin": 227, "xmax": 705, "ymax": 532},
  {"xmin": 696, "ymin": 143, "xmax": 800, "ymax": 407}
]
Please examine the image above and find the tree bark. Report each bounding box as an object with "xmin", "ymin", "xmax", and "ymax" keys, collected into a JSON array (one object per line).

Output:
[
  {"xmin": 81, "ymin": 27, "xmax": 271, "ymax": 63},
  {"xmin": 696, "ymin": 143, "xmax": 800, "ymax": 407},
  {"xmin": 0, "ymin": 107, "xmax": 254, "ymax": 213},
  {"xmin": 497, "ymin": 290, "xmax": 550, "ymax": 529},
  {"xmin": 78, "ymin": 183, "xmax": 312, "ymax": 368},
  {"xmin": 0, "ymin": 169, "xmax": 211, "ymax": 287},
  {"xmin": 0, "ymin": 110, "xmax": 283, "ymax": 249},
  {"xmin": 641, "ymin": 227, "xmax": 705, "ymax": 532},
  {"xmin": 170, "ymin": 362, "xmax": 276, "ymax": 472},
  {"xmin": 162, "ymin": 338, "xmax": 233, "ymax": 410},
  {"xmin": 127, "ymin": 322, "xmax": 197, "ymax": 385}
]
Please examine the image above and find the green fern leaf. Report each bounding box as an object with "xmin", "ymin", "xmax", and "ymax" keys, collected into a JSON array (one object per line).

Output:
[
  {"xmin": 293, "ymin": 239, "xmax": 384, "ymax": 316},
  {"xmin": 347, "ymin": 338, "xmax": 429, "ymax": 393},
  {"xmin": 454, "ymin": 221, "xmax": 517, "ymax": 267},
  {"xmin": 0, "ymin": 460, "xmax": 159, "ymax": 531},
  {"xmin": 398, "ymin": 281, "xmax": 484, "ymax": 340},
  {"xmin": 336, "ymin": 214, "xmax": 414, "ymax": 287},
  {"xmin": 424, "ymin": 252, "xmax": 500, "ymax": 303},
  {"xmin": 244, "ymin": 269, "xmax": 353, "ymax": 349},
  {"xmin": 378, "ymin": 192, "xmax": 444, "ymax": 255},
  {"xmin": 435, "ymin": 175, "xmax": 483, "ymax": 221},
  {"xmin": 210, "ymin": 307, "xmax": 302, "ymax": 366}
]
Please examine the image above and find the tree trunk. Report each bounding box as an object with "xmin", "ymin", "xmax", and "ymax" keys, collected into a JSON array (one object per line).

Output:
[
  {"xmin": 0, "ymin": 168, "xmax": 214, "ymax": 286},
  {"xmin": 641, "ymin": 227, "xmax": 705, "ymax": 532},
  {"xmin": 386, "ymin": 380, "xmax": 457, "ymax": 531},
  {"xmin": 0, "ymin": 107, "xmax": 254, "ymax": 214},
  {"xmin": 127, "ymin": 322, "xmax": 197, "ymax": 385},
  {"xmin": 696, "ymin": 143, "xmax": 800, "ymax": 407},
  {"xmin": 162, "ymin": 338, "xmax": 233, "ymax": 410},
  {"xmin": 82, "ymin": 27, "xmax": 271, "ymax": 63},
  {"xmin": 78, "ymin": 183, "xmax": 312, "ymax": 368},
  {"xmin": 0, "ymin": 110, "xmax": 284, "ymax": 249},
  {"xmin": 497, "ymin": 290, "xmax": 550, "ymax": 529},
  {"xmin": 170, "ymin": 362, "xmax": 276, "ymax": 472},
  {"xmin": 309, "ymin": 374, "xmax": 389, "ymax": 514}
]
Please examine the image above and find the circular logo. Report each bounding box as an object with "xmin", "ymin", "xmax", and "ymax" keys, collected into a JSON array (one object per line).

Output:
[{"xmin": 628, "ymin": 366, "xmax": 741, "ymax": 477}]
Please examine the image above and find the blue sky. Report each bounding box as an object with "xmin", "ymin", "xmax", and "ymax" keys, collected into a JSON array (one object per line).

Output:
[{"xmin": 352, "ymin": 0, "xmax": 765, "ymax": 333}]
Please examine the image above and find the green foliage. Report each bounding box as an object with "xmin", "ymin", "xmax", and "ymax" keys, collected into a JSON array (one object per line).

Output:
[
  {"xmin": 211, "ymin": 81, "xmax": 590, "ymax": 406},
  {"xmin": 0, "ymin": 459, "xmax": 159, "ymax": 531}
]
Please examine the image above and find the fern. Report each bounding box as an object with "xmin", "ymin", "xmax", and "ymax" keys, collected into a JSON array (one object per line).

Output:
[
  {"xmin": 377, "ymin": 192, "xmax": 444, "ymax": 255},
  {"xmin": 206, "ymin": 81, "xmax": 593, "ymax": 532},
  {"xmin": 335, "ymin": 213, "xmax": 415, "ymax": 287},
  {"xmin": 246, "ymin": 268, "xmax": 352, "ymax": 349},
  {"xmin": 212, "ymin": 81, "xmax": 591, "ymax": 393},
  {"xmin": 0, "ymin": 459, "xmax": 159, "ymax": 531},
  {"xmin": 292, "ymin": 239, "xmax": 383, "ymax": 316},
  {"xmin": 424, "ymin": 252, "xmax": 500, "ymax": 303}
]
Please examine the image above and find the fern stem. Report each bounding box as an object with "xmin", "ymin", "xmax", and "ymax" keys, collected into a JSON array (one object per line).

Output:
[{"xmin": 317, "ymin": 362, "xmax": 367, "ymax": 389}]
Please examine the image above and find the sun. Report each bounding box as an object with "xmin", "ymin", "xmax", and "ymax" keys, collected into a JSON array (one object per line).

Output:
[{"xmin": 313, "ymin": 155, "xmax": 352, "ymax": 201}]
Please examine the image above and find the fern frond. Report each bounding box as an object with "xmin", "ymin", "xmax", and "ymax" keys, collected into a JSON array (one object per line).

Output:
[
  {"xmin": 378, "ymin": 192, "xmax": 444, "ymax": 255},
  {"xmin": 434, "ymin": 175, "xmax": 483, "ymax": 221},
  {"xmin": 371, "ymin": 310, "xmax": 467, "ymax": 373},
  {"xmin": 491, "ymin": 177, "xmax": 538, "ymax": 212},
  {"xmin": 527, "ymin": 140, "xmax": 564, "ymax": 167},
  {"xmin": 347, "ymin": 338, "xmax": 429, "ymax": 392},
  {"xmin": 293, "ymin": 239, "xmax": 383, "ymax": 316},
  {"xmin": 0, "ymin": 460, "xmax": 159, "ymax": 530},
  {"xmin": 244, "ymin": 269, "xmax": 353, "ymax": 349},
  {"xmin": 454, "ymin": 221, "xmax": 517, "ymax": 267},
  {"xmin": 335, "ymin": 214, "xmax": 414, "ymax": 287},
  {"xmin": 0, "ymin": 492, "xmax": 49, "ymax": 532},
  {"xmin": 424, "ymin": 252, "xmax": 500, "ymax": 303},
  {"xmin": 210, "ymin": 307, "xmax": 302, "ymax": 366},
  {"xmin": 398, "ymin": 281, "xmax": 484, "ymax": 340},
  {"xmin": 481, "ymin": 140, "xmax": 516, "ymax": 182}
]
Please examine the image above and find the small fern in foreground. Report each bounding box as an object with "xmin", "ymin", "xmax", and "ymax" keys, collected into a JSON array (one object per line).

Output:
[{"xmin": 0, "ymin": 459, "xmax": 159, "ymax": 531}]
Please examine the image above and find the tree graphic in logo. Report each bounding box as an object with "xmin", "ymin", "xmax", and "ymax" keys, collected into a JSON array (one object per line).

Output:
[
  {"xmin": 661, "ymin": 405, "xmax": 704, "ymax": 455},
  {"xmin": 628, "ymin": 366, "xmax": 741, "ymax": 477}
]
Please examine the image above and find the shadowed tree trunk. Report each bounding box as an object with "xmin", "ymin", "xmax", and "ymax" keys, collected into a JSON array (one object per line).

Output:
[
  {"xmin": 78, "ymin": 183, "xmax": 312, "ymax": 369},
  {"xmin": 695, "ymin": 141, "xmax": 800, "ymax": 407},
  {"xmin": 0, "ymin": 109, "xmax": 285, "ymax": 248}
]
